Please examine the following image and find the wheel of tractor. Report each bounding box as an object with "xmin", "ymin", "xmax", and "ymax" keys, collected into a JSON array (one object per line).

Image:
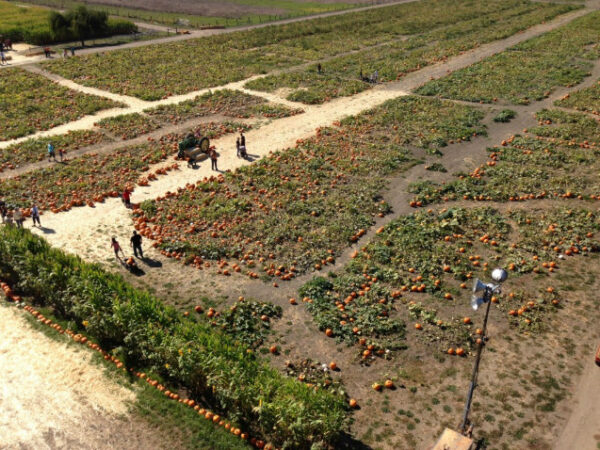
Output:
[{"xmin": 198, "ymin": 137, "xmax": 210, "ymax": 152}]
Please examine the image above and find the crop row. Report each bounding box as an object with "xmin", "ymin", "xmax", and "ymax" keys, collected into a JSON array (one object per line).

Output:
[
  {"xmin": 555, "ymin": 79, "xmax": 600, "ymax": 115},
  {"xmin": 144, "ymin": 89, "xmax": 304, "ymax": 124},
  {"xmin": 409, "ymin": 109, "xmax": 600, "ymax": 205},
  {"xmin": 0, "ymin": 67, "xmax": 122, "ymax": 141},
  {"xmin": 42, "ymin": 0, "xmax": 576, "ymax": 100},
  {"xmin": 416, "ymin": 11, "xmax": 600, "ymax": 104},
  {"xmin": 245, "ymin": 0, "xmax": 574, "ymax": 104},
  {"xmin": 0, "ymin": 226, "xmax": 346, "ymax": 448},
  {"xmin": 299, "ymin": 206, "xmax": 598, "ymax": 358},
  {"xmin": 135, "ymin": 96, "xmax": 486, "ymax": 278}
]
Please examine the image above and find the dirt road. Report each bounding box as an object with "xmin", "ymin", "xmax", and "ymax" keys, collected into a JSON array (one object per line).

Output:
[
  {"xmin": 553, "ymin": 349, "xmax": 600, "ymax": 450},
  {"xmin": 0, "ymin": 306, "xmax": 171, "ymax": 450}
]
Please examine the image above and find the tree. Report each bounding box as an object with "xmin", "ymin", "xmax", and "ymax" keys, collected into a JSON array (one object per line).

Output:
[
  {"xmin": 65, "ymin": 6, "xmax": 108, "ymax": 47},
  {"xmin": 49, "ymin": 11, "xmax": 71, "ymax": 43}
]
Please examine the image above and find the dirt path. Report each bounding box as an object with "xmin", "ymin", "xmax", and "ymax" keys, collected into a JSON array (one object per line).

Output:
[
  {"xmin": 0, "ymin": 306, "xmax": 172, "ymax": 450},
  {"xmin": 553, "ymin": 354, "xmax": 600, "ymax": 450}
]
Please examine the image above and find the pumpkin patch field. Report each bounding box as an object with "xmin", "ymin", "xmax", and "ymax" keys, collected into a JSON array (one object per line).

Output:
[
  {"xmin": 0, "ymin": 121, "xmax": 249, "ymax": 211},
  {"xmin": 300, "ymin": 206, "xmax": 598, "ymax": 356},
  {"xmin": 0, "ymin": 130, "xmax": 109, "ymax": 170},
  {"xmin": 244, "ymin": 0, "xmax": 574, "ymax": 105},
  {"xmin": 408, "ymin": 109, "xmax": 600, "ymax": 205},
  {"xmin": 95, "ymin": 113, "xmax": 162, "ymax": 140},
  {"xmin": 0, "ymin": 89, "xmax": 292, "ymax": 174},
  {"xmin": 555, "ymin": 79, "xmax": 600, "ymax": 115},
  {"xmin": 145, "ymin": 89, "xmax": 304, "ymax": 125},
  {"xmin": 42, "ymin": 0, "xmax": 575, "ymax": 100},
  {"xmin": 134, "ymin": 96, "xmax": 486, "ymax": 277},
  {"xmin": 416, "ymin": 11, "xmax": 600, "ymax": 104},
  {"xmin": 0, "ymin": 68, "xmax": 123, "ymax": 141},
  {"xmin": 3, "ymin": 1, "xmax": 600, "ymax": 448}
]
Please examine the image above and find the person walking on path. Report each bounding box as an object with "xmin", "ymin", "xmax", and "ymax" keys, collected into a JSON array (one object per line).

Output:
[
  {"xmin": 0, "ymin": 50, "xmax": 6, "ymax": 65},
  {"xmin": 58, "ymin": 148, "xmax": 64, "ymax": 162},
  {"xmin": 210, "ymin": 148, "xmax": 218, "ymax": 171},
  {"xmin": 240, "ymin": 131, "xmax": 246, "ymax": 149},
  {"xmin": 122, "ymin": 188, "xmax": 131, "ymax": 208},
  {"xmin": 111, "ymin": 237, "xmax": 124, "ymax": 259},
  {"xmin": 236, "ymin": 138, "xmax": 241, "ymax": 158},
  {"xmin": 70, "ymin": 47, "xmax": 75, "ymax": 56},
  {"xmin": 62, "ymin": 48, "xmax": 68, "ymax": 59},
  {"xmin": 130, "ymin": 230, "xmax": 143, "ymax": 258},
  {"xmin": 13, "ymin": 209, "xmax": 23, "ymax": 228},
  {"xmin": 47, "ymin": 143, "xmax": 56, "ymax": 162},
  {"xmin": 31, "ymin": 204, "xmax": 41, "ymax": 227}
]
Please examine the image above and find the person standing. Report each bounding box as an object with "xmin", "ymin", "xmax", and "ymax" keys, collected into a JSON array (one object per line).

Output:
[
  {"xmin": 13, "ymin": 209, "xmax": 23, "ymax": 228},
  {"xmin": 236, "ymin": 138, "xmax": 241, "ymax": 158},
  {"xmin": 58, "ymin": 148, "xmax": 64, "ymax": 162},
  {"xmin": 31, "ymin": 204, "xmax": 41, "ymax": 227},
  {"xmin": 47, "ymin": 142, "xmax": 56, "ymax": 162},
  {"xmin": 62, "ymin": 48, "xmax": 68, "ymax": 59},
  {"xmin": 0, "ymin": 50, "xmax": 6, "ymax": 65},
  {"xmin": 111, "ymin": 237, "xmax": 124, "ymax": 259},
  {"xmin": 122, "ymin": 188, "xmax": 131, "ymax": 208},
  {"xmin": 240, "ymin": 131, "xmax": 246, "ymax": 149},
  {"xmin": 130, "ymin": 230, "xmax": 143, "ymax": 258},
  {"xmin": 210, "ymin": 148, "xmax": 218, "ymax": 171}
]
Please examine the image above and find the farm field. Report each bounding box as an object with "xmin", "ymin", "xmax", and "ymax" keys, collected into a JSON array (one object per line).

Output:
[
  {"xmin": 42, "ymin": 0, "xmax": 577, "ymax": 100},
  {"xmin": 19, "ymin": 0, "xmax": 364, "ymax": 28},
  {"xmin": 0, "ymin": 1, "xmax": 51, "ymax": 43},
  {"xmin": 144, "ymin": 89, "xmax": 304, "ymax": 124},
  {"xmin": 408, "ymin": 109, "xmax": 600, "ymax": 205},
  {"xmin": 555, "ymin": 79, "xmax": 600, "ymax": 114},
  {"xmin": 416, "ymin": 11, "xmax": 600, "ymax": 104},
  {"xmin": 2, "ymin": 1, "xmax": 600, "ymax": 449},
  {"xmin": 0, "ymin": 67, "xmax": 122, "ymax": 141},
  {"xmin": 0, "ymin": 121, "xmax": 249, "ymax": 211},
  {"xmin": 244, "ymin": 0, "xmax": 576, "ymax": 104},
  {"xmin": 135, "ymin": 96, "xmax": 486, "ymax": 277},
  {"xmin": 0, "ymin": 89, "xmax": 299, "ymax": 171}
]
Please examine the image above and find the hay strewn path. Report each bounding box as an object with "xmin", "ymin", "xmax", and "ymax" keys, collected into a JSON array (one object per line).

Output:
[{"xmin": 0, "ymin": 306, "xmax": 171, "ymax": 450}]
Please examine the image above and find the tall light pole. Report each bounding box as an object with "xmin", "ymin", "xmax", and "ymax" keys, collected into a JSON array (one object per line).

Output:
[{"xmin": 459, "ymin": 268, "xmax": 508, "ymax": 435}]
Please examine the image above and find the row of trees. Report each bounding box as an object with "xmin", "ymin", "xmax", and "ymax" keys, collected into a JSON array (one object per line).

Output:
[{"xmin": 50, "ymin": 6, "xmax": 136, "ymax": 46}]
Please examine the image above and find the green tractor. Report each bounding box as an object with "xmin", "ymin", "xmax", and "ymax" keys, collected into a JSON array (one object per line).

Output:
[{"xmin": 177, "ymin": 133, "xmax": 211, "ymax": 163}]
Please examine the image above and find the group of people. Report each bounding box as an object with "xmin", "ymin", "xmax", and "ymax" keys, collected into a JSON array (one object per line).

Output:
[
  {"xmin": 47, "ymin": 142, "xmax": 65, "ymax": 163},
  {"xmin": 111, "ymin": 231, "xmax": 143, "ymax": 260},
  {"xmin": 0, "ymin": 201, "xmax": 42, "ymax": 228}
]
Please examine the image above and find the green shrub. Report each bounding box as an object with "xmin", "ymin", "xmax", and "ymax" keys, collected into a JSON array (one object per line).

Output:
[
  {"xmin": 493, "ymin": 109, "xmax": 517, "ymax": 123},
  {"xmin": 0, "ymin": 226, "xmax": 346, "ymax": 448}
]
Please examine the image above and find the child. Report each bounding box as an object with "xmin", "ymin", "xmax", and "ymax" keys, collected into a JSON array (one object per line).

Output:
[
  {"xmin": 47, "ymin": 143, "xmax": 56, "ymax": 162},
  {"xmin": 111, "ymin": 237, "xmax": 124, "ymax": 259}
]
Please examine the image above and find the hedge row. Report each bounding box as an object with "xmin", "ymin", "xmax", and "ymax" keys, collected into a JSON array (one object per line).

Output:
[
  {"xmin": 0, "ymin": 226, "xmax": 346, "ymax": 448},
  {"xmin": 1, "ymin": 18, "xmax": 137, "ymax": 45}
]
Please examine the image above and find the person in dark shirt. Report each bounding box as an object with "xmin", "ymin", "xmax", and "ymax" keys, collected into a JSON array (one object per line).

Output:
[{"xmin": 130, "ymin": 230, "xmax": 143, "ymax": 258}]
